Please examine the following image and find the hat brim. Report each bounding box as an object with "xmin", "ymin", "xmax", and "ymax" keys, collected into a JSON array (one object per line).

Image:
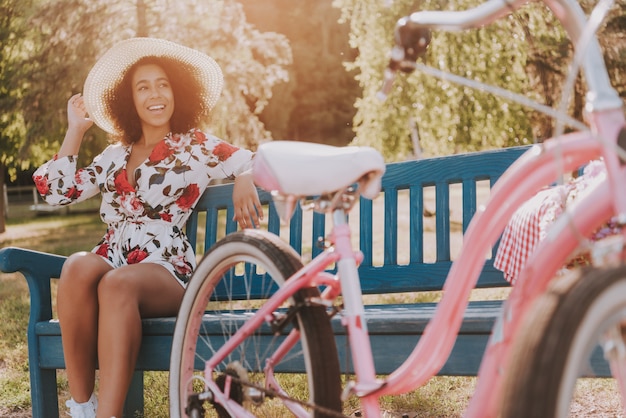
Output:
[{"xmin": 83, "ymin": 37, "xmax": 223, "ymax": 134}]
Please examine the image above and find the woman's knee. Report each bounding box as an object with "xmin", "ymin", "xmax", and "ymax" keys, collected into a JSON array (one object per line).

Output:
[
  {"xmin": 97, "ymin": 265, "xmax": 183, "ymax": 316},
  {"xmin": 97, "ymin": 267, "xmax": 139, "ymax": 302},
  {"xmin": 60, "ymin": 252, "xmax": 111, "ymax": 288}
]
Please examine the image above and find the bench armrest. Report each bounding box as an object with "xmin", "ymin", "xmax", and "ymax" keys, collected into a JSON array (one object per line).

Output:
[{"xmin": 0, "ymin": 247, "xmax": 66, "ymax": 323}]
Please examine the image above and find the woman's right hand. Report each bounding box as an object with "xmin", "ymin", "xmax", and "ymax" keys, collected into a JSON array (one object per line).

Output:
[
  {"xmin": 57, "ymin": 93, "xmax": 95, "ymax": 158},
  {"xmin": 67, "ymin": 93, "xmax": 93, "ymax": 133}
]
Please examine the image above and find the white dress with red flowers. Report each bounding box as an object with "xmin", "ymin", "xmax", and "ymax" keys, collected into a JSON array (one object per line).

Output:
[{"xmin": 33, "ymin": 129, "xmax": 253, "ymax": 286}]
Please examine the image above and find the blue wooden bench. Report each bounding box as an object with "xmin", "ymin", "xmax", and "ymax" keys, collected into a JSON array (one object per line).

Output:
[{"xmin": 0, "ymin": 145, "xmax": 530, "ymax": 417}]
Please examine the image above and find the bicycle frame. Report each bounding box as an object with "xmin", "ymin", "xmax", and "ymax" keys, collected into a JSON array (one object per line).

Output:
[
  {"xmin": 200, "ymin": 0, "xmax": 626, "ymax": 416},
  {"xmin": 330, "ymin": 119, "xmax": 623, "ymax": 418},
  {"xmin": 208, "ymin": 123, "xmax": 624, "ymax": 417},
  {"xmin": 465, "ymin": 112, "xmax": 626, "ymax": 417},
  {"xmin": 374, "ymin": 0, "xmax": 625, "ymax": 416}
]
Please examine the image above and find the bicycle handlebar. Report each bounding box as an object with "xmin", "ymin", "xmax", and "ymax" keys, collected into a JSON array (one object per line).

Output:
[{"xmin": 385, "ymin": 0, "xmax": 622, "ymax": 112}]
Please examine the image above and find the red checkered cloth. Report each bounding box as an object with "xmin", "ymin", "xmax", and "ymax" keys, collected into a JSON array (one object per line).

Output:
[
  {"xmin": 494, "ymin": 186, "xmax": 569, "ymax": 285},
  {"xmin": 494, "ymin": 160, "xmax": 609, "ymax": 285}
]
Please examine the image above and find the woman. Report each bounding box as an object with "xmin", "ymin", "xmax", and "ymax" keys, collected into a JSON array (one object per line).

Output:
[{"xmin": 33, "ymin": 38, "xmax": 263, "ymax": 418}]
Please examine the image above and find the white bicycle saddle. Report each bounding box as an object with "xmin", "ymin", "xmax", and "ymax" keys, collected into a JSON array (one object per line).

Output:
[{"xmin": 253, "ymin": 141, "xmax": 386, "ymax": 200}]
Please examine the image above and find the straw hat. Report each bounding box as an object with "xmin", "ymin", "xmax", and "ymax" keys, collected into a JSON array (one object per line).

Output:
[{"xmin": 83, "ymin": 37, "xmax": 223, "ymax": 134}]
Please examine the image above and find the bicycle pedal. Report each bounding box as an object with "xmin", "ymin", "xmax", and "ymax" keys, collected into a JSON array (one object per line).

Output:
[{"xmin": 245, "ymin": 387, "xmax": 265, "ymax": 405}]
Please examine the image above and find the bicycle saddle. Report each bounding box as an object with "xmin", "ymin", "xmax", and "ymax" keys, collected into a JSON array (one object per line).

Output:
[{"xmin": 253, "ymin": 141, "xmax": 386, "ymax": 200}]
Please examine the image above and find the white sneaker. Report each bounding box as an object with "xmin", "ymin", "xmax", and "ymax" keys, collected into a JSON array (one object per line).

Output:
[{"xmin": 65, "ymin": 393, "xmax": 97, "ymax": 418}]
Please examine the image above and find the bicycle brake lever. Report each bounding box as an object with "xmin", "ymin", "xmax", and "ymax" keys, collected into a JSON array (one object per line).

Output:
[
  {"xmin": 378, "ymin": 16, "xmax": 432, "ymax": 101},
  {"xmin": 377, "ymin": 66, "xmax": 397, "ymax": 101}
]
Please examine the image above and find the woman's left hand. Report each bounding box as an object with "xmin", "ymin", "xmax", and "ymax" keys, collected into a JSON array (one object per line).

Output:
[{"xmin": 232, "ymin": 170, "xmax": 263, "ymax": 229}]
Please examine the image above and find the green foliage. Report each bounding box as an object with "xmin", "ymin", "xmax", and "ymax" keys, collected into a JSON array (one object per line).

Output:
[
  {"xmin": 335, "ymin": 0, "xmax": 540, "ymax": 160},
  {"xmin": 0, "ymin": 0, "xmax": 38, "ymax": 178},
  {"xmin": 19, "ymin": 0, "xmax": 114, "ymax": 169},
  {"xmin": 335, "ymin": 0, "xmax": 626, "ymax": 161}
]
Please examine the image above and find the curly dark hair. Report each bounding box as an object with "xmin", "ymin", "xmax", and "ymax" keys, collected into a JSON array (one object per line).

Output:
[{"xmin": 105, "ymin": 56, "xmax": 210, "ymax": 145}]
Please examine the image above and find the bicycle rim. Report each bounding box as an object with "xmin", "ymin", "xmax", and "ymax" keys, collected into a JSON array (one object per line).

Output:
[
  {"xmin": 169, "ymin": 229, "xmax": 342, "ymax": 417},
  {"xmin": 500, "ymin": 265, "xmax": 626, "ymax": 417}
]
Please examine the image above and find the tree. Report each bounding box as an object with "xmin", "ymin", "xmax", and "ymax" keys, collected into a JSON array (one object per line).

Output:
[
  {"xmin": 20, "ymin": 0, "xmax": 114, "ymax": 168},
  {"xmin": 334, "ymin": 0, "xmax": 625, "ymax": 161},
  {"xmin": 0, "ymin": 0, "xmax": 40, "ymax": 233},
  {"xmin": 334, "ymin": 0, "xmax": 535, "ymax": 160},
  {"xmin": 240, "ymin": 0, "xmax": 361, "ymax": 146}
]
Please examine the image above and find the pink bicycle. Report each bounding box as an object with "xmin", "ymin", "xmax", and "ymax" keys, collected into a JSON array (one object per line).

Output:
[{"xmin": 169, "ymin": 0, "xmax": 626, "ymax": 416}]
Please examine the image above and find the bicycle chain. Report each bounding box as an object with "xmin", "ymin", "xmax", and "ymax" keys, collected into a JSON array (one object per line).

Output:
[{"xmin": 213, "ymin": 373, "xmax": 349, "ymax": 418}]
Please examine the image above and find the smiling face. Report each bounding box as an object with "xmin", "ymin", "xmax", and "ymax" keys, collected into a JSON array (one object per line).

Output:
[
  {"xmin": 107, "ymin": 56, "xmax": 207, "ymax": 145},
  {"xmin": 131, "ymin": 63, "xmax": 175, "ymax": 137}
]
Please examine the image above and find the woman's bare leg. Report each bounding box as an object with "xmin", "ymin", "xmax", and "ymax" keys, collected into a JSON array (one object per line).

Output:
[
  {"xmin": 58, "ymin": 252, "xmax": 113, "ymax": 403},
  {"xmin": 95, "ymin": 263, "xmax": 184, "ymax": 418}
]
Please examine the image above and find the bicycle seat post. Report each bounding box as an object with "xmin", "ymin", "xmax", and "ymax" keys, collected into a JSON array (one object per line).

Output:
[{"xmin": 330, "ymin": 208, "xmax": 384, "ymax": 406}]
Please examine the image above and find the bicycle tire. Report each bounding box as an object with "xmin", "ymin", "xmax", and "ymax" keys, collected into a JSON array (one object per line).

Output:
[
  {"xmin": 169, "ymin": 229, "xmax": 342, "ymax": 417},
  {"xmin": 500, "ymin": 265, "xmax": 626, "ymax": 418}
]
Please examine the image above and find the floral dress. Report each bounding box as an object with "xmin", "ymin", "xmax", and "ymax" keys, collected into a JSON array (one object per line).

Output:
[{"xmin": 33, "ymin": 129, "xmax": 254, "ymax": 286}]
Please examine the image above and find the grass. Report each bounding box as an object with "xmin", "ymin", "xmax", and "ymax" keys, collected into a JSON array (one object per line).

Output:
[{"xmin": 0, "ymin": 272, "xmax": 31, "ymax": 415}]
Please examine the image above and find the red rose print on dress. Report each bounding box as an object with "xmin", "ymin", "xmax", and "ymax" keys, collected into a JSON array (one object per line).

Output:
[
  {"xmin": 33, "ymin": 176, "xmax": 50, "ymax": 195},
  {"xmin": 32, "ymin": 127, "xmax": 255, "ymax": 287},
  {"xmin": 65, "ymin": 186, "xmax": 82, "ymax": 200},
  {"xmin": 127, "ymin": 247, "xmax": 148, "ymax": 264},
  {"xmin": 171, "ymin": 254, "xmax": 192, "ymax": 276},
  {"xmin": 75, "ymin": 169, "xmax": 91, "ymax": 185},
  {"xmin": 192, "ymin": 130, "xmax": 207, "ymax": 144},
  {"xmin": 149, "ymin": 141, "xmax": 175, "ymax": 163},
  {"xmin": 119, "ymin": 193, "xmax": 145, "ymax": 217},
  {"xmin": 96, "ymin": 243, "xmax": 109, "ymax": 257},
  {"xmin": 213, "ymin": 142, "xmax": 239, "ymax": 162},
  {"xmin": 114, "ymin": 170, "xmax": 135, "ymax": 194},
  {"xmin": 176, "ymin": 184, "xmax": 199, "ymax": 210},
  {"xmin": 167, "ymin": 133, "xmax": 192, "ymax": 151}
]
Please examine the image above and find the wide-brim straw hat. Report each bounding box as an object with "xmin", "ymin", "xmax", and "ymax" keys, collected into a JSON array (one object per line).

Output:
[{"xmin": 83, "ymin": 37, "xmax": 223, "ymax": 134}]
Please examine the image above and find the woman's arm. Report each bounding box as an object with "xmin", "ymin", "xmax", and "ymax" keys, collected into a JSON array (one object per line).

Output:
[{"xmin": 32, "ymin": 94, "xmax": 101, "ymax": 206}]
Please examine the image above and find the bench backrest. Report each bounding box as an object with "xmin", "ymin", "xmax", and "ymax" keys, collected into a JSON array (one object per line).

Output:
[{"xmin": 186, "ymin": 145, "xmax": 529, "ymax": 298}]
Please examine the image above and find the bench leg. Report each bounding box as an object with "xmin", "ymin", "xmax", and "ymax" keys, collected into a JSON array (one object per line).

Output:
[
  {"xmin": 31, "ymin": 368, "xmax": 59, "ymax": 418},
  {"xmin": 31, "ymin": 368, "xmax": 143, "ymax": 418},
  {"xmin": 123, "ymin": 371, "xmax": 144, "ymax": 417}
]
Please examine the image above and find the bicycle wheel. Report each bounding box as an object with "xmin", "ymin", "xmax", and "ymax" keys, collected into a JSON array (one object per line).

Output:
[
  {"xmin": 169, "ymin": 229, "xmax": 342, "ymax": 418},
  {"xmin": 500, "ymin": 265, "xmax": 626, "ymax": 417}
]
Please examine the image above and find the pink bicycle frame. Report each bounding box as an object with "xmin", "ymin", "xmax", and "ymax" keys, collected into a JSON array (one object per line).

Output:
[
  {"xmin": 357, "ymin": 0, "xmax": 625, "ymax": 414},
  {"xmin": 205, "ymin": 0, "xmax": 626, "ymax": 415},
  {"xmin": 208, "ymin": 114, "xmax": 625, "ymax": 418}
]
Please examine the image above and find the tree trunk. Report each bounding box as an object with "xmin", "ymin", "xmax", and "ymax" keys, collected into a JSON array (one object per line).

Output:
[
  {"xmin": 0, "ymin": 163, "xmax": 6, "ymax": 234},
  {"xmin": 136, "ymin": 0, "xmax": 147, "ymax": 37}
]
